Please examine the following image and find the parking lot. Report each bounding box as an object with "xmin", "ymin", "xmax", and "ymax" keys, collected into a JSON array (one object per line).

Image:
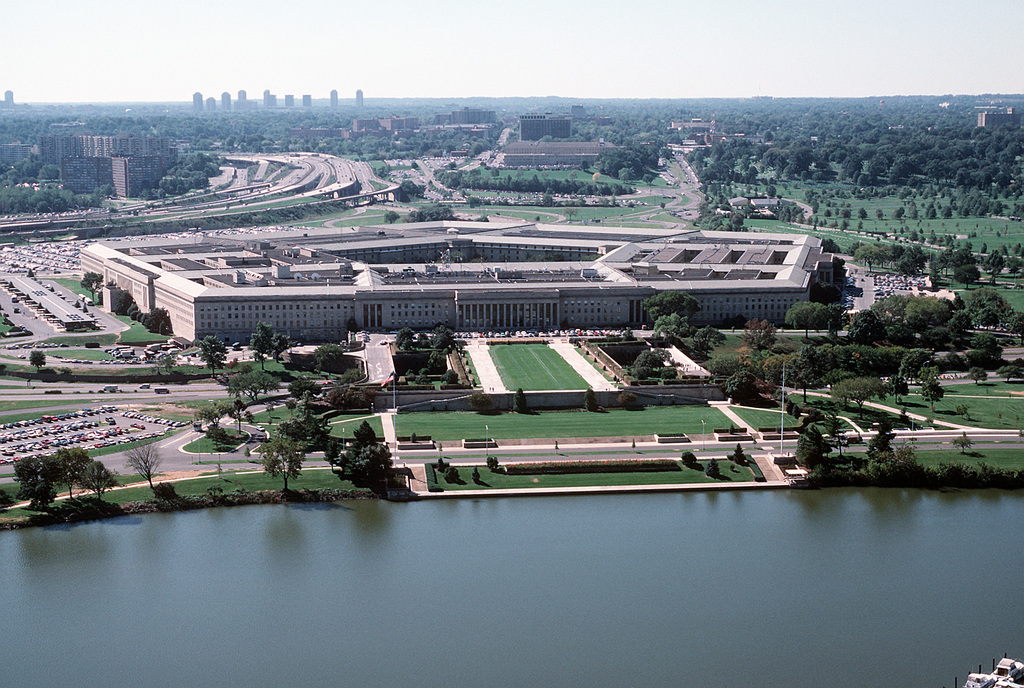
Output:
[{"xmin": 0, "ymin": 406, "xmax": 185, "ymax": 465}]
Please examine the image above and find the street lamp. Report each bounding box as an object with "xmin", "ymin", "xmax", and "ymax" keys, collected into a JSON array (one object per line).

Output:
[{"xmin": 700, "ymin": 419, "xmax": 706, "ymax": 453}]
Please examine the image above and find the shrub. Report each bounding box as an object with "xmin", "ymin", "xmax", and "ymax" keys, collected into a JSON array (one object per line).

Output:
[
  {"xmin": 705, "ymin": 458, "xmax": 720, "ymax": 478},
  {"xmin": 152, "ymin": 482, "xmax": 177, "ymax": 501},
  {"xmin": 443, "ymin": 465, "xmax": 460, "ymax": 483},
  {"xmin": 504, "ymin": 459, "xmax": 679, "ymax": 475},
  {"xmin": 680, "ymin": 451, "xmax": 697, "ymax": 466},
  {"xmin": 486, "ymin": 455, "xmax": 500, "ymax": 471}
]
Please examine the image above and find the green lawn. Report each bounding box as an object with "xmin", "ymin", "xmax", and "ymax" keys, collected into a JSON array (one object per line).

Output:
[
  {"xmin": 913, "ymin": 447, "xmax": 1024, "ymax": 470},
  {"xmin": 431, "ymin": 459, "xmax": 755, "ymax": 491},
  {"xmin": 396, "ymin": 406, "xmax": 731, "ymax": 441},
  {"xmin": 114, "ymin": 317, "xmax": 171, "ymax": 345},
  {"xmin": 43, "ymin": 333, "xmax": 119, "ymax": 346},
  {"xmin": 488, "ymin": 344, "xmax": 587, "ymax": 391},
  {"xmin": 182, "ymin": 430, "xmax": 248, "ymax": 454},
  {"xmin": 729, "ymin": 405, "xmax": 797, "ymax": 430},
  {"xmin": 54, "ymin": 348, "xmax": 114, "ymax": 361},
  {"xmin": 329, "ymin": 414, "xmax": 384, "ymax": 438},
  {"xmin": 892, "ymin": 392, "xmax": 1024, "ymax": 430}
]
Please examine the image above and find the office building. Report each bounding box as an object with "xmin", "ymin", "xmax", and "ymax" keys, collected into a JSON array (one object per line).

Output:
[
  {"xmin": 263, "ymin": 90, "xmax": 276, "ymax": 107},
  {"xmin": 356, "ymin": 89, "xmax": 363, "ymax": 107},
  {"xmin": 192, "ymin": 92, "xmax": 203, "ymax": 111},
  {"xmin": 503, "ymin": 141, "xmax": 616, "ymax": 167},
  {"xmin": 450, "ymin": 107, "xmax": 497, "ymax": 125},
  {"xmin": 302, "ymin": 94, "xmax": 312, "ymax": 107},
  {"xmin": 221, "ymin": 92, "xmax": 231, "ymax": 111},
  {"xmin": 3, "ymin": 90, "xmax": 13, "ymax": 107},
  {"xmin": 330, "ymin": 90, "xmax": 338, "ymax": 108},
  {"xmin": 81, "ymin": 221, "xmax": 838, "ymax": 341},
  {"xmin": 40, "ymin": 134, "xmax": 175, "ymax": 166},
  {"xmin": 519, "ymin": 114, "xmax": 572, "ymax": 140},
  {"xmin": 205, "ymin": 97, "xmax": 216, "ymax": 112},
  {"xmin": 570, "ymin": 105, "xmax": 586, "ymax": 118},
  {"xmin": 237, "ymin": 90, "xmax": 247, "ymax": 108}
]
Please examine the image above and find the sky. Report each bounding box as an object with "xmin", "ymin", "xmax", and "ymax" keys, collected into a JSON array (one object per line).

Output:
[{"xmin": 2, "ymin": 0, "xmax": 1022, "ymax": 103}]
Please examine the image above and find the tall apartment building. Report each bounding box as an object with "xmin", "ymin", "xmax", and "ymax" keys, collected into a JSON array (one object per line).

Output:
[
  {"xmin": 302, "ymin": 94, "xmax": 312, "ymax": 107},
  {"xmin": 978, "ymin": 107, "xmax": 1022, "ymax": 128},
  {"xmin": 450, "ymin": 107, "xmax": 497, "ymax": 125},
  {"xmin": 330, "ymin": 90, "xmax": 338, "ymax": 108},
  {"xmin": 61, "ymin": 157, "xmax": 113, "ymax": 194},
  {"xmin": 0, "ymin": 143, "xmax": 33, "ymax": 164},
  {"xmin": 356, "ymin": 89, "xmax": 363, "ymax": 107},
  {"xmin": 237, "ymin": 90, "xmax": 247, "ymax": 108},
  {"xmin": 519, "ymin": 114, "xmax": 572, "ymax": 140},
  {"xmin": 284, "ymin": 94, "xmax": 295, "ymax": 107},
  {"xmin": 263, "ymin": 90, "xmax": 277, "ymax": 107},
  {"xmin": 205, "ymin": 97, "xmax": 216, "ymax": 112},
  {"xmin": 221, "ymin": 92, "xmax": 231, "ymax": 111},
  {"xmin": 3, "ymin": 91, "xmax": 13, "ymax": 107},
  {"xmin": 111, "ymin": 156, "xmax": 163, "ymax": 197},
  {"xmin": 193, "ymin": 92, "xmax": 203, "ymax": 111}
]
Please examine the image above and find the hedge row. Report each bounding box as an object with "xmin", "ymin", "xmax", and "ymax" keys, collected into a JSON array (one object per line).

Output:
[
  {"xmin": 503, "ymin": 459, "xmax": 681, "ymax": 475},
  {"xmin": 424, "ymin": 463, "xmax": 441, "ymax": 492}
]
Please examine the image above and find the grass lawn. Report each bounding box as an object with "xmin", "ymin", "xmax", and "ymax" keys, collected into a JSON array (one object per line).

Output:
[
  {"xmin": 397, "ymin": 406, "xmax": 731, "ymax": 441},
  {"xmin": 795, "ymin": 394, "xmax": 927, "ymax": 430},
  {"xmin": 913, "ymin": 447, "xmax": 1024, "ymax": 471},
  {"xmin": 891, "ymin": 392, "xmax": 1024, "ymax": 430},
  {"xmin": 329, "ymin": 414, "xmax": 384, "ymax": 438},
  {"xmin": 182, "ymin": 430, "xmax": 248, "ymax": 454},
  {"xmin": 113, "ymin": 316, "xmax": 171, "ymax": 345},
  {"xmin": 730, "ymin": 405, "xmax": 797, "ymax": 430},
  {"xmin": 55, "ymin": 349, "xmax": 114, "ymax": 361},
  {"xmin": 488, "ymin": 343, "xmax": 587, "ymax": 391},
  {"xmin": 431, "ymin": 459, "xmax": 755, "ymax": 491},
  {"xmin": 43, "ymin": 333, "xmax": 119, "ymax": 346},
  {"xmin": 0, "ymin": 468, "xmax": 364, "ymax": 523}
]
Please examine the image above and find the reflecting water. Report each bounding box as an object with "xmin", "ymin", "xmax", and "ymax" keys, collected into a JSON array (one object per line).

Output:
[{"xmin": 1, "ymin": 489, "xmax": 1020, "ymax": 688}]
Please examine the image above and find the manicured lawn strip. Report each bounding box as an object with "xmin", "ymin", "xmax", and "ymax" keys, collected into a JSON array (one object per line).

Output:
[
  {"xmin": 796, "ymin": 394, "xmax": 934, "ymax": 430},
  {"xmin": 934, "ymin": 380, "xmax": 1024, "ymax": 397},
  {"xmin": 48, "ymin": 278, "xmax": 87, "ymax": 293},
  {"xmin": 89, "ymin": 430, "xmax": 179, "ymax": 458},
  {"xmin": 0, "ymin": 399, "xmax": 89, "ymax": 415},
  {"xmin": 432, "ymin": 459, "xmax": 755, "ymax": 490},
  {"xmin": 488, "ymin": 344, "xmax": 588, "ymax": 391},
  {"xmin": 887, "ymin": 393, "xmax": 1024, "ymax": 430},
  {"xmin": 113, "ymin": 316, "xmax": 171, "ymax": 345},
  {"xmin": 396, "ymin": 406, "xmax": 731, "ymax": 441},
  {"xmin": 43, "ymin": 333, "xmax": 119, "ymax": 346},
  {"xmin": 54, "ymin": 349, "xmax": 114, "ymax": 361},
  {"xmin": 329, "ymin": 415, "xmax": 384, "ymax": 438},
  {"xmin": 913, "ymin": 447, "xmax": 1024, "ymax": 471},
  {"xmin": 729, "ymin": 405, "xmax": 797, "ymax": 429},
  {"xmin": 182, "ymin": 430, "xmax": 248, "ymax": 454}
]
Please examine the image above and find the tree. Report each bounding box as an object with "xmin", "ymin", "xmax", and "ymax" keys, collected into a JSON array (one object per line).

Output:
[
  {"xmin": 13, "ymin": 455, "xmax": 61, "ymax": 510},
  {"xmin": 158, "ymin": 352, "xmax": 178, "ymax": 375},
  {"xmin": 653, "ymin": 313, "xmax": 694, "ymax": 340},
  {"xmin": 258, "ymin": 435, "xmax": 305, "ymax": 490},
  {"xmin": 724, "ymin": 368, "xmax": 759, "ymax": 403},
  {"xmin": 742, "ymin": 319, "xmax": 777, "ymax": 351},
  {"xmin": 513, "ymin": 388, "xmax": 529, "ymax": 414},
  {"xmin": 918, "ymin": 366, "xmax": 945, "ymax": 411},
  {"xmin": 228, "ymin": 369, "xmax": 280, "ymax": 401},
  {"xmin": 81, "ymin": 271, "xmax": 103, "ymax": 300},
  {"xmin": 395, "ymin": 327, "xmax": 415, "ymax": 351},
  {"xmin": 617, "ymin": 391, "xmax": 639, "ymax": 409},
  {"xmin": 583, "ymin": 387, "xmax": 599, "ymax": 412},
  {"xmin": 704, "ymin": 458, "xmax": 720, "ymax": 478},
  {"xmin": 642, "ymin": 291, "xmax": 699, "ymax": 321},
  {"xmin": 194, "ymin": 400, "xmax": 231, "ymax": 427},
  {"xmin": 197, "ymin": 336, "xmax": 228, "ymax": 375},
  {"xmin": 692, "ymin": 326, "xmax": 726, "ymax": 354},
  {"xmin": 328, "ymin": 420, "xmax": 392, "ymax": 490},
  {"xmin": 54, "ymin": 447, "xmax": 92, "ymax": 500},
  {"xmin": 250, "ymin": 321, "xmax": 274, "ymax": 370},
  {"xmin": 142, "ymin": 307, "xmax": 172, "ymax": 335},
  {"xmin": 831, "ymin": 377, "xmax": 885, "ymax": 416},
  {"xmin": 230, "ymin": 396, "xmax": 249, "ymax": 431},
  {"xmin": 124, "ymin": 443, "xmax": 164, "ymax": 490},
  {"xmin": 969, "ymin": 366, "xmax": 988, "ymax": 385},
  {"xmin": 288, "ymin": 376, "xmax": 319, "ymax": 400},
  {"xmin": 997, "ymin": 364, "xmax": 1024, "ymax": 382},
  {"xmin": 886, "ymin": 373, "xmax": 909, "ymax": 405},
  {"xmin": 847, "ymin": 309, "xmax": 886, "ymax": 345},
  {"xmin": 953, "ymin": 263, "xmax": 981, "ymax": 289},
  {"xmin": 29, "ymin": 349, "xmax": 45, "ymax": 371},
  {"xmin": 796, "ymin": 425, "xmax": 828, "ymax": 469},
  {"xmin": 867, "ymin": 417, "xmax": 894, "ymax": 460},
  {"xmin": 313, "ymin": 343, "xmax": 349, "ymax": 373},
  {"xmin": 952, "ymin": 431, "xmax": 973, "ymax": 455},
  {"xmin": 270, "ymin": 333, "xmax": 291, "ymax": 362},
  {"xmin": 825, "ymin": 303, "xmax": 846, "ymax": 337},
  {"xmin": 468, "ymin": 392, "xmax": 493, "ymax": 413},
  {"xmin": 430, "ymin": 324, "xmax": 456, "ymax": 352},
  {"xmin": 79, "ymin": 460, "xmax": 118, "ymax": 498},
  {"xmin": 785, "ymin": 301, "xmax": 827, "ymax": 339}
]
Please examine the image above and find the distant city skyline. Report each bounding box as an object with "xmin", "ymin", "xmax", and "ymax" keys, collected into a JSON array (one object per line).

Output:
[{"xmin": 2, "ymin": 0, "xmax": 1022, "ymax": 103}]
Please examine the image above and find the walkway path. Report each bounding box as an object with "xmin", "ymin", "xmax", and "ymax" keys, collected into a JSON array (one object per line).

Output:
[
  {"xmin": 548, "ymin": 340, "xmax": 617, "ymax": 391},
  {"xmin": 380, "ymin": 412, "xmax": 397, "ymax": 445},
  {"xmin": 665, "ymin": 346, "xmax": 709, "ymax": 377},
  {"xmin": 711, "ymin": 402, "xmax": 758, "ymax": 436},
  {"xmin": 465, "ymin": 342, "xmax": 507, "ymax": 393}
]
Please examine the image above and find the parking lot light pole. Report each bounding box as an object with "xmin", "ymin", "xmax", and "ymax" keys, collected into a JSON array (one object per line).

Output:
[{"xmin": 700, "ymin": 419, "xmax": 706, "ymax": 452}]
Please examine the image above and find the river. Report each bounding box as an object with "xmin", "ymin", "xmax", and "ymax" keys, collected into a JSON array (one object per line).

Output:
[{"xmin": 1, "ymin": 489, "xmax": 1021, "ymax": 688}]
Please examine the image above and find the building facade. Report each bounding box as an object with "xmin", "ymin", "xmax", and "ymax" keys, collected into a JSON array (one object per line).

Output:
[
  {"xmin": 520, "ymin": 114, "xmax": 572, "ymax": 140},
  {"xmin": 503, "ymin": 141, "xmax": 616, "ymax": 167},
  {"xmin": 81, "ymin": 222, "xmax": 838, "ymax": 343}
]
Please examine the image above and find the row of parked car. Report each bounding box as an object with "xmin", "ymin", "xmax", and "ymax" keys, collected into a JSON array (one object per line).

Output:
[{"xmin": 120, "ymin": 411, "xmax": 187, "ymax": 428}]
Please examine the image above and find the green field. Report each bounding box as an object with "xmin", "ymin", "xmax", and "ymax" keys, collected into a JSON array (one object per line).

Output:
[
  {"xmin": 395, "ymin": 406, "xmax": 731, "ymax": 441},
  {"xmin": 488, "ymin": 344, "xmax": 588, "ymax": 391},
  {"xmin": 729, "ymin": 405, "xmax": 797, "ymax": 430},
  {"xmin": 430, "ymin": 459, "xmax": 755, "ymax": 491},
  {"xmin": 913, "ymin": 447, "xmax": 1024, "ymax": 470},
  {"xmin": 182, "ymin": 430, "xmax": 248, "ymax": 454}
]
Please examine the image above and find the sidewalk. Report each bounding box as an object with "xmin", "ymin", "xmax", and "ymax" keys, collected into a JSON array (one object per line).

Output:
[
  {"xmin": 417, "ymin": 480, "xmax": 789, "ymax": 499},
  {"xmin": 548, "ymin": 340, "xmax": 616, "ymax": 391},
  {"xmin": 465, "ymin": 343, "xmax": 507, "ymax": 393}
]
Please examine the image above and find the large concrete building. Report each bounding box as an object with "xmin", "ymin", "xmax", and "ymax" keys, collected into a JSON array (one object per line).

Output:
[
  {"xmin": 978, "ymin": 107, "xmax": 1022, "ymax": 128},
  {"xmin": 503, "ymin": 141, "xmax": 616, "ymax": 167},
  {"xmin": 520, "ymin": 114, "xmax": 572, "ymax": 140},
  {"xmin": 43, "ymin": 134, "xmax": 176, "ymax": 196},
  {"xmin": 80, "ymin": 222, "xmax": 838, "ymax": 343}
]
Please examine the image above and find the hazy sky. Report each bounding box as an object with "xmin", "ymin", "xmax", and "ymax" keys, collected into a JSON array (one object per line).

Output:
[{"xmin": 3, "ymin": 0, "xmax": 1022, "ymax": 103}]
